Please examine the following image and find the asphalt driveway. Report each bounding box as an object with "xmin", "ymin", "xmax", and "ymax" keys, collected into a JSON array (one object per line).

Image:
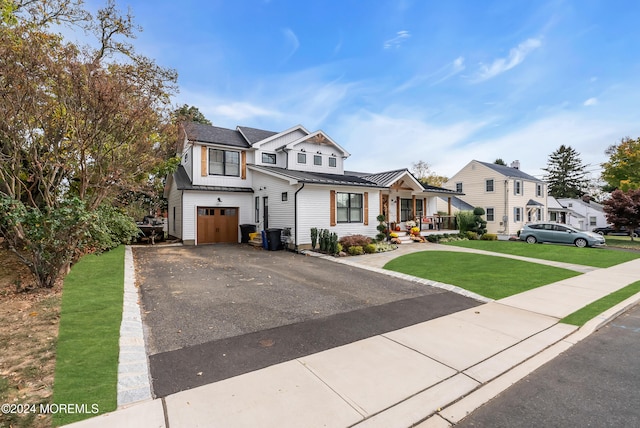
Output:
[{"xmin": 134, "ymin": 244, "xmax": 481, "ymax": 397}]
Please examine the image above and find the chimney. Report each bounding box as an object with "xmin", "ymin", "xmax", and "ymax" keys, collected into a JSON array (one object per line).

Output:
[{"xmin": 510, "ymin": 160, "xmax": 520, "ymax": 170}]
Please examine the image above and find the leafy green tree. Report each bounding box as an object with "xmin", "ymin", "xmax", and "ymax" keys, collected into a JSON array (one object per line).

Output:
[
  {"xmin": 601, "ymin": 137, "xmax": 640, "ymax": 191},
  {"xmin": 173, "ymin": 104, "xmax": 212, "ymax": 125},
  {"xmin": 494, "ymin": 158, "xmax": 506, "ymax": 165},
  {"xmin": 543, "ymin": 145, "xmax": 589, "ymax": 198},
  {"xmin": 0, "ymin": 0, "xmax": 178, "ymax": 288},
  {"xmin": 602, "ymin": 189, "xmax": 640, "ymax": 241}
]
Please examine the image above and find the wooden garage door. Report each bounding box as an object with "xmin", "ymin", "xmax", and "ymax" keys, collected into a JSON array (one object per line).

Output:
[{"xmin": 197, "ymin": 207, "xmax": 239, "ymax": 244}]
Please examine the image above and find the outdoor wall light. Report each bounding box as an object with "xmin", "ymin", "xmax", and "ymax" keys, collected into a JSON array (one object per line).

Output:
[{"xmin": 217, "ymin": 197, "xmax": 222, "ymax": 202}]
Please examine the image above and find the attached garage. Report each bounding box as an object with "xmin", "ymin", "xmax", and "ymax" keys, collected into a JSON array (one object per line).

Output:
[{"xmin": 197, "ymin": 207, "xmax": 239, "ymax": 244}]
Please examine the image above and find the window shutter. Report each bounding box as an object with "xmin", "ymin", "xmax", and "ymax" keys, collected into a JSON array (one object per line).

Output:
[
  {"xmin": 363, "ymin": 192, "xmax": 369, "ymax": 225},
  {"xmin": 330, "ymin": 190, "xmax": 336, "ymax": 226},
  {"xmin": 201, "ymin": 146, "xmax": 207, "ymax": 177},
  {"xmin": 241, "ymin": 151, "xmax": 246, "ymax": 179}
]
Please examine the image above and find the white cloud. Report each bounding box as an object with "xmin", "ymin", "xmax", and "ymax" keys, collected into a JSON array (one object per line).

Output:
[
  {"xmin": 211, "ymin": 102, "xmax": 281, "ymax": 121},
  {"xmin": 474, "ymin": 38, "xmax": 542, "ymax": 82},
  {"xmin": 384, "ymin": 30, "xmax": 411, "ymax": 49},
  {"xmin": 281, "ymin": 28, "xmax": 300, "ymax": 63},
  {"xmin": 583, "ymin": 97, "xmax": 598, "ymax": 106},
  {"xmin": 394, "ymin": 56, "xmax": 465, "ymax": 92}
]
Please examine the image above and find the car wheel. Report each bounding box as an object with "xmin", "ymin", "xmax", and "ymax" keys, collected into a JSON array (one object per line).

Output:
[
  {"xmin": 525, "ymin": 235, "xmax": 537, "ymax": 244},
  {"xmin": 596, "ymin": 231, "xmax": 605, "ymax": 236},
  {"xmin": 574, "ymin": 238, "xmax": 588, "ymax": 248},
  {"xmin": 631, "ymin": 232, "xmax": 639, "ymax": 238}
]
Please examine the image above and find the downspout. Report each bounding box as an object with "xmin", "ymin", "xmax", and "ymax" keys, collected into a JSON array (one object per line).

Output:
[
  {"xmin": 504, "ymin": 180, "xmax": 509, "ymax": 235},
  {"xmin": 294, "ymin": 182, "xmax": 305, "ymax": 251}
]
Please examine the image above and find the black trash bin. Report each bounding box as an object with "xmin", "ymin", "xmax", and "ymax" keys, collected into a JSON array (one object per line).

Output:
[
  {"xmin": 239, "ymin": 224, "xmax": 257, "ymax": 243},
  {"xmin": 265, "ymin": 228, "xmax": 283, "ymax": 251}
]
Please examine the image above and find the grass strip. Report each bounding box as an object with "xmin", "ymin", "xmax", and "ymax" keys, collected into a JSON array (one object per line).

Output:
[
  {"xmin": 443, "ymin": 240, "xmax": 640, "ymax": 268},
  {"xmin": 52, "ymin": 246, "xmax": 124, "ymax": 426},
  {"xmin": 561, "ymin": 280, "xmax": 640, "ymax": 326},
  {"xmin": 383, "ymin": 250, "xmax": 580, "ymax": 300}
]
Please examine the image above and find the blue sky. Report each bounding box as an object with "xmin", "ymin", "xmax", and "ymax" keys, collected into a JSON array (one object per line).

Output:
[{"xmin": 81, "ymin": 0, "xmax": 640, "ymax": 179}]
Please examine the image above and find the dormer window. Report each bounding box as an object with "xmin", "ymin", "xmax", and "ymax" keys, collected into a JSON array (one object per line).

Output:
[
  {"xmin": 262, "ymin": 153, "xmax": 276, "ymax": 164},
  {"xmin": 314, "ymin": 155, "xmax": 322, "ymax": 166},
  {"xmin": 329, "ymin": 157, "xmax": 337, "ymax": 167}
]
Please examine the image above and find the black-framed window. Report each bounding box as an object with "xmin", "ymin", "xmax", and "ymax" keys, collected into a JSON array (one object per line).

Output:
[
  {"xmin": 329, "ymin": 157, "xmax": 337, "ymax": 167},
  {"xmin": 415, "ymin": 199, "xmax": 423, "ymax": 217},
  {"xmin": 456, "ymin": 182, "xmax": 463, "ymax": 193},
  {"xmin": 486, "ymin": 179, "xmax": 494, "ymax": 192},
  {"xmin": 536, "ymin": 183, "xmax": 543, "ymax": 197},
  {"xmin": 262, "ymin": 153, "xmax": 276, "ymax": 164},
  {"xmin": 282, "ymin": 192, "xmax": 288, "ymax": 202},
  {"xmin": 297, "ymin": 153, "xmax": 306, "ymax": 164},
  {"xmin": 314, "ymin": 155, "xmax": 322, "ymax": 166},
  {"xmin": 400, "ymin": 199, "xmax": 413, "ymax": 222},
  {"xmin": 209, "ymin": 148, "xmax": 239, "ymax": 176},
  {"xmin": 337, "ymin": 192, "xmax": 363, "ymax": 223},
  {"xmin": 486, "ymin": 207, "xmax": 495, "ymax": 221}
]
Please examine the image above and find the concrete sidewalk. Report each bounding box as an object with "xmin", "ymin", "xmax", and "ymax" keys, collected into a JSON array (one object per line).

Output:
[{"xmin": 65, "ymin": 249, "xmax": 640, "ymax": 428}]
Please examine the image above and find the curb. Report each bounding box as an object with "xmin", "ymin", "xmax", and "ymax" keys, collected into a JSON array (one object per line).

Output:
[{"xmin": 417, "ymin": 291, "xmax": 640, "ymax": 427}]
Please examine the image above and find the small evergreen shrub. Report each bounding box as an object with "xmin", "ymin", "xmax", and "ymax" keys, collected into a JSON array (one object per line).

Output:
[
  {"xmin": 465, "ymin": 231, "xmax": 478, "ymax": 240},
  {"xmin": 363, "ymin": 243, "xmax": 377, "ymax": 254},
  {"xmin": 481, "ymin": 233, "xmax": 498, "ymax": 241},
  {"xmin": 348, "ymin": 245, "xmax": 364, "ymax": 255}
]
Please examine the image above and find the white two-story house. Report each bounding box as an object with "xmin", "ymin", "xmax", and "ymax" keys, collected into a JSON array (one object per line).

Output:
[
  {"xmin": 444, "ymin": 160, "xmax": 547, "ymax": 236},
  {"xmin": 164, "ymin": 122, "xmax": 461, "ymax": 248}
]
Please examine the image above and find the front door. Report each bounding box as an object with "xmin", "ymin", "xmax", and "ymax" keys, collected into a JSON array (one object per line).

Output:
[
  {"xmin": 263, "ymin": 197, "xmax": 269, "ymax": 229},
  {"xmin": 197, "ymin": 207, "xmax": 239, "ymax": 244}
]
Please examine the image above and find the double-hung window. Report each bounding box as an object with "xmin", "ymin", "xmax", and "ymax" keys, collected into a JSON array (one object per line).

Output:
[
  {"xmin": 455, "ymin": 182, "xmax": 463, "ymax": 193},
  {"xmin": 400, "ymin": 199, "xmax": 413, "ymax": 222},
  {"xmin": 209, "ymin": 149, "xmax": 239, "ymax": 176},
  {"xmin": 536, "ymin": 183, "xmax": 543, "ymax": 197},
  {"xmin": 514, "ymin": 207, "xmax": 522, "ymax": 222},
  {"xmin": 514, "ymin": 180, "xmax": 522, "ymax": 195},
  {"xmin": 298, "ymin": 153, "xmax": 306, "ymax": 164},
  {"xmin": 486, "ymin": 208, "xmax": 495, "ymax": 222},
  {"xmin": 485, "ymin": 179, "xmax": 494, "ymax": 192},
  {"xmin": 329, "ymin": 157, "xmax": 337, "ymax": 167},
  {"xmin": 314, "ymin": 155, "xmax": 322, "ymax": 166},
  {"xmin": 337, "ymin": 193, "xmax": 363, "ymax": 223}
]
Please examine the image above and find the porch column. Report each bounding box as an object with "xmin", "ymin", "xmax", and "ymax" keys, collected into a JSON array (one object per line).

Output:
[
  {"xmin": 396, "ymin": 196, "xmax": 400, "ymax": 222},
  {"xmin": 412, "ymin": 195, "xmax": 416, "ymax": 220},
  {"xmin": 448, "ymin": 197, "xmax": 452, "ymax": 215}
]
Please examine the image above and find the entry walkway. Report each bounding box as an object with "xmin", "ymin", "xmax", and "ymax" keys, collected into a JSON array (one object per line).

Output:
[{"xmin": 65, "ymin": 248, "xmax": 640, "ymax": 428}]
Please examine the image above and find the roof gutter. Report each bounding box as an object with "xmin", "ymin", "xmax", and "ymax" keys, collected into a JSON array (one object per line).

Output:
[{"xmin": 294, "ymin": 182, "xmax": 305, "ymax": 250}]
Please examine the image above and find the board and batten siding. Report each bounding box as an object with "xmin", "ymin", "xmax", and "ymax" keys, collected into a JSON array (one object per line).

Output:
[
  {"xmin": 181, "ymin": 191, "xmax": 254, "ymax": 245},
  {"xmin": 296, "ymin": 186, "xmax": 380, "ymax": 247},
  {"xmin": 287, "ymin": 139, "xmax": 345, "ymax": 175},
  {"xmin": 251, "ymin": 173, "xmax": 296, "ymax": 232},
  {"xmin": 167, "ymin": 178, "xmax": 183, "ymax": 240},
  {"xmin": 182, "ymin": 145, "xmax": 194, "ymax": 181}
]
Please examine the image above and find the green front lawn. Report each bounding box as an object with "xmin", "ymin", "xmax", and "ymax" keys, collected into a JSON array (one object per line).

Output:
[
  {"xmin": 561, "ymin": 281, "xmax": 640, "ymax": 326},
  {"xmin": 52, "ymin": 246, "xmax": 124, "ymax": 426},
  {"xmin": 605, "ymin": 236, "xmax": 640, "ymax": 250},
  {"xmin": 442, "ymin": 240, "xmax": 640, "ymax": 268},
  {"xmin": 383, "ymin": 251, "xmax": 581, "ymax": 300}
]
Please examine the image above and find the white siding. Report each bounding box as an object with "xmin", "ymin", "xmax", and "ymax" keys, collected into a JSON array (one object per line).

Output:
[
  {"xmin": 251, "ymin": 173, "xmax": 297, "ymax": 232},
  {"xmin": 182, "ymin": 144, "xmax": 193, "ymax": 181},
  {"xmin": 191, "ymin": 144, "xmax": 253, "ymax": 188},
  {"xmin": 287, "ymin": 139, "xmax": 345, "ymax": 174},
  {"xmin": 182, "ymin": 191, "xmax": 254, "ymax": 244},
  {"xmin": 296, "ymin": 186, "xmax": 380, "ymax": 246}
]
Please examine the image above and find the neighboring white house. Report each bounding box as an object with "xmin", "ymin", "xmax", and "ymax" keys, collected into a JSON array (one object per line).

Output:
[
  {"xmin": 164, "ymin": 122, "xmax": 461, "ymax": 248},
  {"xmin": 444, "ymin": 160, "xmax": 547, "ymax": 236},
  {"xmin": 556, "ymin": 197, "xmax": 608, "ymax": 231}
]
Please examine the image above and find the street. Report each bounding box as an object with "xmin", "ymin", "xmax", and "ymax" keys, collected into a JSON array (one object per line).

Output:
[{"xmin": 457, "ymin": 303, "xmax": 640, "ymax": 427}]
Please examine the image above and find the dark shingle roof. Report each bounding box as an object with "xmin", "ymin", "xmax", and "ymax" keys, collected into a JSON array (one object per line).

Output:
[
  {"xmin": 183, "ymin": 122, "xmax": 251, "ymax": 148},
  {"xmin": 477, "ymin": 161, "xmax": 542, "ymax": 182},
  {"xmin": 237, "ymin": 126, "xmax": 279, "ymax": 145},
  {"xmin": 422, "ymin": 183, "xmax": 462, "ymax": 195},
  {"xmin": 439, "ymin": 196, "xmax": 474, "ymax": 210},
  {"xmin": 173, "ymin": 165, "xmax": 253, "ymax": 192},
  {"xmin": 251, "ymin": 165, "xmax": 384, "ymax": 188}
]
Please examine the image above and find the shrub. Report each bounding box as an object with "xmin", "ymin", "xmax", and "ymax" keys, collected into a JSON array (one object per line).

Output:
[
  {"xmin": 363, "ymin": 243, "xmax": 377, "ymax": 254},
  {"xmin": 310, "ymin": 228, "xmax": 318, "ymax": 249},
  {"xmin": 456, "ymin": 211, "xmax": 476, "ymax": 233},
  {"xmin": 339, "ymin": 234, "xmax": 372, "ymax": 250},
  {"xmin": 481, "ymin": 233, "xmax": 498, "ymax": 241},
  {"xmin": 465, "ymin": 231, "xmax": 478, "ymax": 240},
  {"xmin": 348, "ymin": 245, "xmax": 364, "ymax": 255}
]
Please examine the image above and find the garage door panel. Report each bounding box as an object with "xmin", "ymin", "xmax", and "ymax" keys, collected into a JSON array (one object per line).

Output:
[{"xmin": 197, "ymin": 207, "xmax": 238, "ymax": 244}]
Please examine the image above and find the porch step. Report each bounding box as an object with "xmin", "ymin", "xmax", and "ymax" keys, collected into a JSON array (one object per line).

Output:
[{"xmin": 248, "ymin": 237, "xmax": 263, "ymax": 247}]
